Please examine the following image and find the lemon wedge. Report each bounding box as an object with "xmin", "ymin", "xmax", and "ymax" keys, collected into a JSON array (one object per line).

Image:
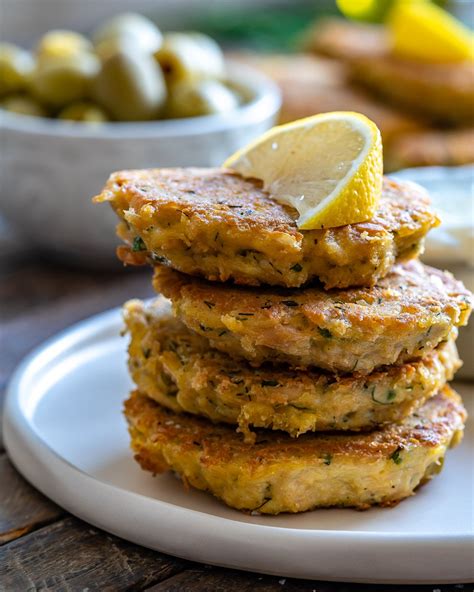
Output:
[
  {"xmin": 389, "ymin": 0, "xmax": 474, "ymax": 63},
  {"xmin": 224, "ymin": 112, "xmax": 383, "ymax": 230},
  {"xmin": 336, "ymin": 0, "xmax": 392, "ymax": 23}
]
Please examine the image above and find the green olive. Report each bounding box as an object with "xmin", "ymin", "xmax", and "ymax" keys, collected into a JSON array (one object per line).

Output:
[
  {"xmin": 36, "ymin": 30, "xmax": 93, "ymax": 64},
  {"xmin": 93, "ymin": 13, "xmax": 162, "ymax": 54},
  {"xmin": 166, "ymin": 79, "xmax": 239, "ymax": 118},
  {"xmin": 1, "ymin": 94, "xmax": 48, "ymax": 117},
  {"xmin": 155, "ymin": 32, "xmax": 225, "ymax": 86},
  {"xmin": 58, "ymin": 101, "xmax": 108, "ymax": 123},
  {"xmin": 95, "ymin": 35, "xmax": 138, "ymax": 62},
  {"xmin": 93, "ymin": 49, "xmax": 166, "ymax": 121},
  {"xmin": 0, "ymin": 43, "xmax": 35, "ymax": 96},
  {"xmin": 188, "ymin": 32, "xmax": 225, "ymax": 60},
  {"xmin": 30, "ymin": 53, "xmax": 100, "ymax": 108}
]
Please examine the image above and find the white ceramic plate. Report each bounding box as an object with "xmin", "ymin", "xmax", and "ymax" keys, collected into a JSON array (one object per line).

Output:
[{"xmin": 3, "ymin": 306, "xmax": 474, "ymax": 584}]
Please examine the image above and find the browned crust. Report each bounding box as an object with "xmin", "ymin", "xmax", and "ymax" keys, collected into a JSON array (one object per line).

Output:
[
  {"xmin": 156, "ymin": 260, "xmax": 471, "ymax": 333},
  {"xmin": 386, "ymin": 128, "xmax": 474, "ymax": 171},
  {"xmin": 124, "ymin": 385, "xmax": 465, "ymax": 467},
  {"xmin": 153, "ymin": 260, "xmax": 472, "ymax": 372},
  {"xmin": 95, "ymin": 167, "xmax": 439, "ymax": 289},
  {"xmin": 97, "ymin": 168, "xmax": 434, "ymax": 243},
  {"xmin": 304, "ymin": 18, "xmax": 389, "ymax": 61},
  {"xmin": 98, "ymin": 167, "xmax": 299, "ymax": 235},
  {"xmin": 124, "ymin": 297, "xmax": 461, "ymax": 438},
  {"xmin": 350, "ymin": 56, "xmax": 474, "ymax": 126}
]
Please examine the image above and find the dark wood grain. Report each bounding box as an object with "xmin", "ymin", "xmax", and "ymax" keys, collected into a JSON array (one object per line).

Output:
[
  {"xmin": 0, "ymin": 257, "xmax": 153, "ymax": 451},
  {"xmin": 144, "ymin": 568, "xmax": 469, "ymax": 592},
  {"xmin": 0, "ymin": 516, "xmax": 188, "ymax": 591},
  {"xmin": 0, "ymin": 453, "xmax": 64, "ymax": 544},
  {"xmin": 0, "ymin": 256, "xmax": 123, "ymax": 322},
  {"xmin": 0, "ymin": 261, "xmax": 152, "ymax": 390},
  {"xmin": 144, "ymin": 568, "xmax": 313, "ymax": 592}
]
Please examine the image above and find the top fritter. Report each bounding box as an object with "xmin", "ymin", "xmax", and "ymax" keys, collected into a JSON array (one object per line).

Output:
[{"xmin": 95, "ymin": 168, "xmax": 439, "ymax": 289}]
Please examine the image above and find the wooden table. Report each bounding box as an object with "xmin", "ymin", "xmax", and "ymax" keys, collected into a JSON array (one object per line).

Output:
[{"xmin": 0, "ymin": 256, "xmax": 470, "ymax": 592}]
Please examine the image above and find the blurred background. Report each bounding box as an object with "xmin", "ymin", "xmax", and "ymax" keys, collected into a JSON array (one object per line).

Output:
[{"xmin": 0, "ymin": 0, "xmax": 473, "ymax": 374}]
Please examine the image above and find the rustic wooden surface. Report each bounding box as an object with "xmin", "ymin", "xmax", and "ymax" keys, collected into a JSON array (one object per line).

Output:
[{"xmin": 0, "ymin": 255, "xmax": 471, "ymax": 592}]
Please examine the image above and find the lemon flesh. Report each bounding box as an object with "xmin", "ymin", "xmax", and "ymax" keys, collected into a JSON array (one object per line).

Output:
[
  {"xmin": 389, "ymin": 0, "xmax": 474, "ymax": 63},
  {"xmin": 224, "ymin": 112, "xmax": 383, "ymax": 230}
]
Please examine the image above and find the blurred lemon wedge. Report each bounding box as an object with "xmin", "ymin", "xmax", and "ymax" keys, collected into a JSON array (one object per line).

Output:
[
  {"xmin": 336, "ymin": 0, "xmax": 392, "ymax": 23},
  {"xmin": 389, "ymin": 0, "xmax": 474, "ymax": 63},
  {"xmin": 224, "ymin": 112, "xmax": 383, "ymax": 230}
]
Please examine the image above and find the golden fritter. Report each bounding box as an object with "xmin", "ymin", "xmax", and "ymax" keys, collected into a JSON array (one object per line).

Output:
[
  {"xmin": 229, "ymin": 52, "xmax": 422, "ymax": 146},
  {"xmin": 124, "ymin": 298, "xmax": 461, "ymax": 440},
  {"xmin": 305, "ymin": 18, "xmax": 389, "ymax": 62},
  {"xmin": 95, "ymin": 168, "xmax": 439, "ymax": 289},
  {"xmin": 275, "ymin": 79, "xmax": 423, "ymax": 147},
  {"xmin": 306, "ymin": 18, "xmax": 474, "ymax": 126},
  {"xmin": 153, "ymin": 261, "xmax": 472, "ymax": 374},
  {"xmin": 350, "ymin": 56, "xmax": 474, "ymax": 126},
  {"xmin": 124, "ymin": 386, "xmax": 466, "ymax": 514},
  {"xmin": 385, "ymin": 128, "xmax": 474, "ymax": 172}
]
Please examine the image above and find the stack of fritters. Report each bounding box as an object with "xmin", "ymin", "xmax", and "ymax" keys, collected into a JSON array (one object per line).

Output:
[{"xmin": 96, "ymin": 167, "xmax": 472, "ymax": 514}]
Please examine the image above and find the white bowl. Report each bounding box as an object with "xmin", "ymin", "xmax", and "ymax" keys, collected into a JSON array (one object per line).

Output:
[{"xmin": 0, "ymin": 63, "xmax": 281, "ymax": 265}]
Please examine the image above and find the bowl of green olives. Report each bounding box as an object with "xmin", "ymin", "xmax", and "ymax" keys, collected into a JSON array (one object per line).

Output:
[{"xmin": 0, "ymin": 13, "xmax": 281, "ymax": 264}]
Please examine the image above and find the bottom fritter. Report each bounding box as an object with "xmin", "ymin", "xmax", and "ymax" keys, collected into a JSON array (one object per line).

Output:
[{"xmin": 124, "ymin": 386, "xmax": 466, "ymax": 515}]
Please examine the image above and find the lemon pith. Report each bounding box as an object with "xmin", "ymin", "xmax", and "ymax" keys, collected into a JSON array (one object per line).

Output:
[{"xmin": 224, "ymin": 111, "xmax": 383, "ymax": 230}]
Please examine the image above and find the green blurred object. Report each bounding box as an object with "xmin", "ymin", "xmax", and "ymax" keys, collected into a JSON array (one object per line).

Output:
[
  {"xmin": 30, "ymin": 53, "xmax": 100, "ymax": 109},
  {"xmin": 93, "ymin": 49, "xmax": 166, "ymax": 121},
  {"xmin": 95, "ymin": 35, "xmax": 138, "ymax": 62},
  {"xmin": 155, "ymin": 33, "xmax": 225, "ymax": 86},
  {"xmin": 92, "ymin": 12, "xmax": 163, "ymax": 55},
  {"xmin": 336, "ymin": 0, "xmax": 392, "ymax": 22},
  {"xmin": 1, "ymin": 94, "xmax": 48, "ymax": 117},
  {"xmin": 0, "ymin": 43, "xmax": 35, "ymax": 97},
  {"xmin": 58, "ymin": 101, "xmax": 109, "ymax": 123},
  {"xmin": 194, "ymin": 3, "xmax": 337, "ymax": 51},
  {"xmin": 166, "ymin": 79, "xmax": 239, "ymax": 118},
  {"xmin": 36, "ymin": 30, "xmax": 93, "ymax": 64},
  {"xmin": 336, "ymin": 0, "xmax": 448, "ymax": 23}
]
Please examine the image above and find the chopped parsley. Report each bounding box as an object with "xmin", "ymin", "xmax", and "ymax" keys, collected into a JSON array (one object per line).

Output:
[
  {"xmin": 261, "ymin": 380, "xmax": 280, "ymax": 387},
  {"xmin": 390, "ymin": 447, "xmax": 403, "ymax": 465},
  {"xmin": 132, "ymin": 236, "xmax": 146, "ymax": 252},
  {"xmin": 290, "ymin": 263, "xmax": 303, "ymax": 272},
  {"xmin": 280, "ymin": 300, "xmax": 298, "ymax": 307},
  {"xmin": 371, "ymin": 387, "xmax": 396, "ymax": 405},
  {"xmin": 323, "ymin": 453, "xmax": 332, "ymax": 466},
  {"xmin": 318, "ymin": 327, "xmax": 332, "ymax": 339},
  {"xmin": 150, "ymin": 253, "xmax": 167, "ymax": 263}
]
